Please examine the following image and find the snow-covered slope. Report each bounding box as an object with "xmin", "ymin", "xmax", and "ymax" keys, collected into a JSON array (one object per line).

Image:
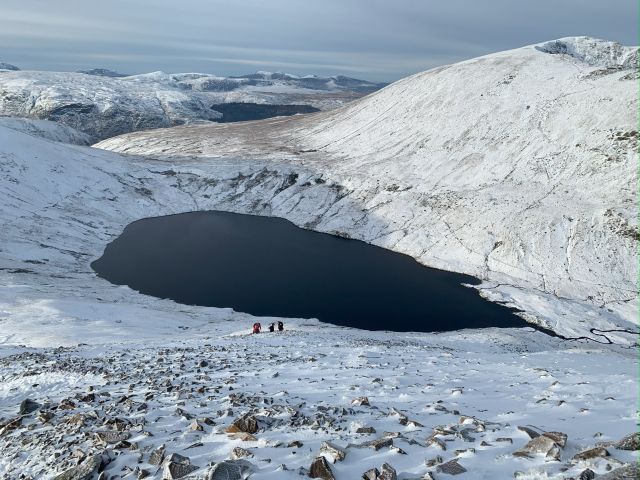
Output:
[
  {"xmin": 97, "ymin": 37, "xmax": 638, "ymax": 342},
  {"xmin": 0, "ymin": 69, "xmax": 384, "ymax": 140},
  {"xmin": 0, "ymin": 39, "xmax": 638, "ymax": 479},
  {"xmin": 0, "ymin": 117, "xmax": 92, "ymax": 145}
]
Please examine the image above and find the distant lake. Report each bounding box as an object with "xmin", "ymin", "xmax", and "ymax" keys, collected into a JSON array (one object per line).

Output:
[{"xmin": 92, "ymin": 211, "xmax": 532, "ymax": 332}]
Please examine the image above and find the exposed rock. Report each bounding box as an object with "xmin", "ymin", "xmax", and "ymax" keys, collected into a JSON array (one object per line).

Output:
[
  {"xmin": 53, "ymin": 454, "xmax": 102, "ymax": 480},
  {"xmin": 309, "ymin": 456, "xmax": 335, "ymax": 480},
  {"xmin": 149, "ymin": 445, "xmax": 166, "ymax": 466},
  {"xmin": 363, "ymin": 437, "xmax": 393, "ymax": 451},
  {"xmin": 362, "ymin": 468, "xmax": 379, "ymax": 480},
  {"xmin": 95, "ymin": 430, "xmax": 130, "ymax": 444},
  {"xmin": 578, "ymin": 468, "xmax": 596, "ymax": 480},
  {"xmin": 352, "ymin": 397, "xmax": 370, "ymax": 407},
  {"xmin": 596, "ymin": 464, "xmax": 639, "ymax": 480},
  {"xmin": 426, "ymin": 436, "xmax": 446, "ymax": 450},
  {"xmin": 209, "ymin": 460, "xmax": 250, "ymax": 480},
  {"xmin": 356, "ymin": 426, "xmax": 376, "ymax": 434},
  {"xmin": 517, "ymin": 426, "xmax": 540, "ymax": 439},
  {"xmin": 19, "ymin": 398, "xmax": 41, "ymax": 415},
  {"xmin": 379, "ymin": 463, "xmax": 397, "ymax": 480},
  {"xmin": 615, "ymin": 432, "xmax": 640, "ymax": 450},
  {"xmin": 230, "ymin": 414, "xmax": 259, "ymax": 434},
  {"xmin": 227, "ymin": 432, "xmax": 257, "ymax": 442},
  {"xmin": 513, "ymin": 435, "xmax": 559, "ymax": 458},
  {"xmin": 572, "ymin": 446, "xmax": 609, "ymax": 462},
  {"xmin": 230, "ymin": 447, "xmax": 253, "ymax": 460},
  {"xmin": 319, "ymin": 441, "xmax": 346, "ymax": 463},
  {"xmin": 542, "ymin": 431, "xmax": 567, "ymax": 448},
  {"xmin": 288, "ymin": 440, "xmax": 304, "ymax": 448},
  {"xmin": 436, "ymin": 459, "xmax": 467, "ymax": 475},
  {"xmin": 165, "ymin": 453, "xmax": 191, "ymax": 465},
  {"xmin": 163, "ymin": 462, "xmax": 199, "ymax": 480}
]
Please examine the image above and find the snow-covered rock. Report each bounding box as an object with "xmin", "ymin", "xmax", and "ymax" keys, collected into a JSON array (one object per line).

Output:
[
  {"xmin": 97, "ymin": 37, "xmax": 638, "ymax": 342},
  {"xmin": 0, "ymin": 69, "xmax": 385, "ymax": 140}
]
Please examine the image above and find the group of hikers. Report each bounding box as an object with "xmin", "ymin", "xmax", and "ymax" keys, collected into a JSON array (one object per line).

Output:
[{"xmin": 252, "ymin": 321, "xmax": 284, "ymax": 334}]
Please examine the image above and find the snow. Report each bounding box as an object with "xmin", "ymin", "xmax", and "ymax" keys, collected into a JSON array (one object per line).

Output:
[
  {"xmin": 0, "ymin": 37, "xmax": 637, "ymax": 479},
  {"xmin": 0, "ymin": 327, "xmax": 636, "ymax": 479},
  {"xmin": 0, "ymin": 117, "xmax": 92, "ymax": 145}
]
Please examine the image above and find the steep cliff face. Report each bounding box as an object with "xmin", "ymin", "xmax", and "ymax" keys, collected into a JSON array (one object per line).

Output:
[{"xmin": 97, "ymin": 38, "xmax": 638, "ymax": 339}]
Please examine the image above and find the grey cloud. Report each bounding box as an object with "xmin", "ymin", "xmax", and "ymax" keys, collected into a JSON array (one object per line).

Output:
[{"xmin": 0, "ymin": 0, "xmax": 635, "ymax": 81}]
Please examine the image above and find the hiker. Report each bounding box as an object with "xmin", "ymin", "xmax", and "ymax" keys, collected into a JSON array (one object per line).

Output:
[
  {"xmin": 252, "ymin": 322, "xmax": 261, "ymax": 334},
  {"xmin": 277, "ymin": 321, "xmax": 284, "ymax": 331},
  {"xmin": 268, "ymin": 323, "xmax": 275, "ymax": 333}
]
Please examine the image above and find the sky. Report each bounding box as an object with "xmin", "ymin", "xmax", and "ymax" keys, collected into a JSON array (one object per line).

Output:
[{"xmin": 0, "ymin": 0, "xmax": 637, "ymax": 82}]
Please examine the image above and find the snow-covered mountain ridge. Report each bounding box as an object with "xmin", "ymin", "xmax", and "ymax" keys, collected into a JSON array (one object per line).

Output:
[
  {"xmin": 0, "ymin": 37, "xmax": 638, "ymax": 479},
  {"xmin": 0, "ymin": 68, "xmax": 385, "ymax": 140},
  {"xmin": 97, "ymin": 37, "xmax": 638, "ymax": 342}
]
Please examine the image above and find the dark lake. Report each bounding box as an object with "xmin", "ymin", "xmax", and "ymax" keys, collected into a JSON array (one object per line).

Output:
[{"xmin": 91, "ymin": 211, "xmax": 532, "ymax": 332}]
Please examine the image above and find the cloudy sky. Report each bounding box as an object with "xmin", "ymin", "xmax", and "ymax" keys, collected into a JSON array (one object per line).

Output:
[{"xmin": 0, "ymin": 0, "xmax": 636, "ymax": 81}]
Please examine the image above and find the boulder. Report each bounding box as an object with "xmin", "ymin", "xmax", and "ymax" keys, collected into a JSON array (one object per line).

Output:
[
  {"xmin": 379, "ymin": 463, "xmax": 397, "ymax": 480},
  {"xmin": 163, "ymin": 462, "xmax": 198, "ymax": 480},
  {"xmin": 512, "ymin": 435, "xmax": 559, "ymax": 458},
  {"xmin": 596, "ymin": 464, "xmax": 639, "ymax": 480},
  {"xmin": 19, "ymin": 398, "xmax": 41, "ymax": 415},
  {"xmin": 230, "ymin": 414, "xmax": 258, "ymax": 434},
  {"xmin": 542, "ymin": 431, "xmax": 567, "ymax": 448},
  {"xmin": 615, "ymin": 432, "xmax": 640, "ymax": 451},
  {"xmin": 230, "ymin": 447, "xmax": 253, "ymax": 460},
  {"xmin": 309, "ymin": 456, "xmax": 335, "ymax": 480},
  {"xmin": 578, "ymin": 469, "xmax": 595, "ymax": 480},
  {"xmin": 149, "ymin": 445, "xmax": 166, "ymax": 466},
  {"xmin": 356, "ymin": 426, "xmax": 376, "ymax": 434},
  {"xmin": 352, "ymin": 397, "xmax": 370, "ymax": 407},
  {"xmin": 320, "ymin": 441, "xmax": 346, "ymax": 463},
  {"xmin": 364, "ymin": 437, "xmax": 393, "ymax": 451},
  {"xmin": 572, "ymin": 446, "xmax": 609, "ymax": 462},
  {"xmin": 53, "ymin": 454, "xmax": 102, "ymax": 480},
  {"xmin": 362, "ymin": 469, "xmax": 379, "ymax": 480},
  {"xmin": 209, "ymin": 461, "xmax": 249, "ymax": 480},
  {"xmin": 436, "ymin": 459, "xmax": 467, "ymax": 475},
  {"xmin": 95, "ymin": 431, "xmax": 130, "ymax": 444},
  {"xmin": 517, "ymin": 426, "xmax": 540, "ymax": 439}
]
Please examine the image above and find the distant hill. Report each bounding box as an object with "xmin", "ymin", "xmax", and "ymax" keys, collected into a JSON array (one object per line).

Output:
[
  {"xmin": 0, "ymin": 68, "xmax": 386, "ymax": 140},
  {"xmin": 0, "ymin": 62, "xmax": 19, "ymax": 71},
  {"xmin": 77, "ymin": 68, "xmax": 128, "ymax": 77}
]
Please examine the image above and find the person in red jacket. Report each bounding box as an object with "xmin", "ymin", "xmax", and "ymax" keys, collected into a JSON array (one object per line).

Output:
[{"xmin": 252, "ymin": 322, "xmax": 261, "ymax": 334}]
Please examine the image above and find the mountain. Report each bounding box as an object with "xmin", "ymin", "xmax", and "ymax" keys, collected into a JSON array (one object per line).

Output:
[
  {"xmin": 0, "ymin": 62, "xmax": 19, "ymax": 71},
  {"xmin": 0, "ymin": 37, "xmax": 637, "ymax": 479},
  {"xmin": 97, "ymin": 37, "xmax": 638, "ymax": 341},
  {"xmin": 76, "ymin": 67, "xmax": 128, "ymax": 77},
  {"xmin": 0, "ymin": 69, "xmax": 385, "ymax": 140}
]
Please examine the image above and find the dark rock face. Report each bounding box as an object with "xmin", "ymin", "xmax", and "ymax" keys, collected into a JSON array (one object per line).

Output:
[
  {"xmin": 309, "ymin": 456, "xmax": 335, "ymax": 480},
  {"xmin": 615, "ymin": 432, "xmax": 640, "ymax": 450},
  {"xmin": 210, "ymin": 103, "xmax": 320, "ymax": 122},
  {"xmin": 52, "ymin": 454, "xmax": 102, "ymax": 480},
  {"xmin": 19, "ymin": 398, "xmax": 41, "ymax": 415}
]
